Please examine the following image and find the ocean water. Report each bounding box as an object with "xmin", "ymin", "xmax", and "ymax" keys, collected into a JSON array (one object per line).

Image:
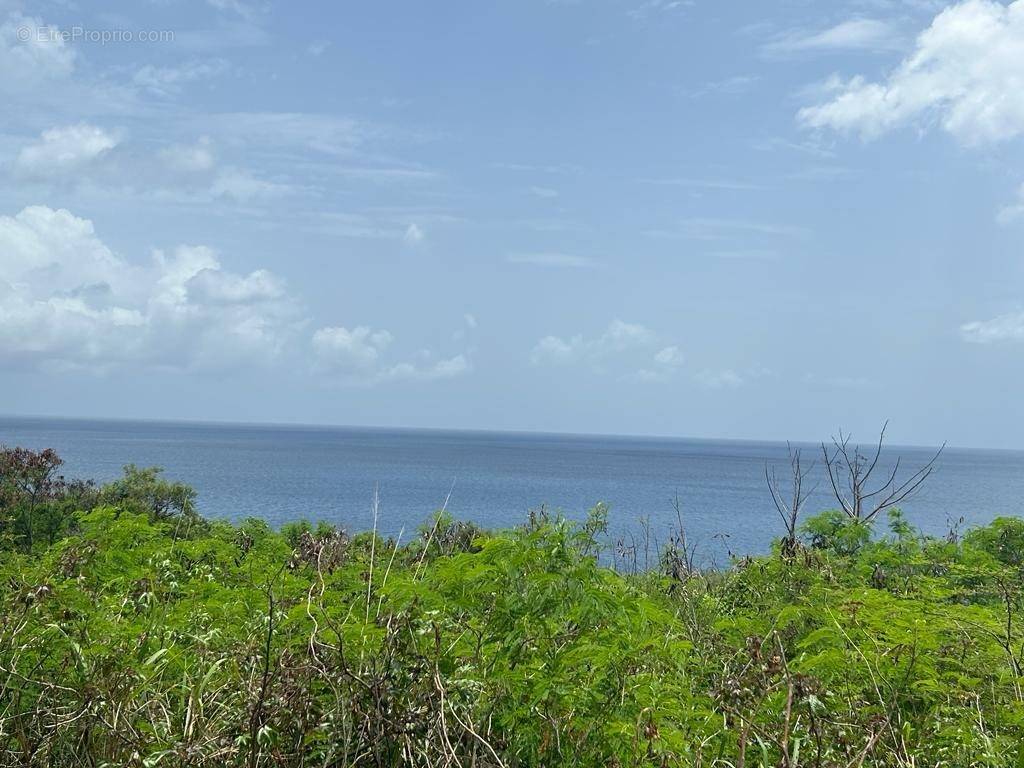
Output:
[{"xmin": 3, "ymin": 416, "xmax": 1023, "ymax": 564}]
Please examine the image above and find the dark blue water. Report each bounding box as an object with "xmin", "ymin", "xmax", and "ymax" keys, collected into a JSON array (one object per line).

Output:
[{"xmin": 3, "ymin": 416, "xmax": 1023, "ymax": 564}]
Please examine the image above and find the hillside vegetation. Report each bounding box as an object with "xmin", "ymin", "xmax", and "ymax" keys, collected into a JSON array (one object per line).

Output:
[{"xmin": 2, "ymin": 445, "xmax": 1024, "ymax": 767}]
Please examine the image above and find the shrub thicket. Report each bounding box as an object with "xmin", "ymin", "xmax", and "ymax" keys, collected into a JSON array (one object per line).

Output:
[{"xmin": 2, "ymin": 446, "xmax": 1024, "ymax": 766}]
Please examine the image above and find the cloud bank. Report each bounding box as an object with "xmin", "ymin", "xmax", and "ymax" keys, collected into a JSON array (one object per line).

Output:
[{"xmin": 0, "ymin": 205, "xmax": 471, "ymax": 382}]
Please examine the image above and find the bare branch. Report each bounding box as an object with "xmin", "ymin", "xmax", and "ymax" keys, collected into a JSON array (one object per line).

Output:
[
  {"xmin": 768, "ymin": 443, "xmax": 818, "ymax": 556},
  {"xmin": 822, "ymin": 423, "xmax": 945, "ymax": 522}
]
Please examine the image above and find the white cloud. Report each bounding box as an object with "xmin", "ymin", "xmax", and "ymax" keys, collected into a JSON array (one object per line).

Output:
[
  {"xmin": 765, "ymin": 18, "xmax": 903, "ymax": 55},
  {"xmin": 0, "ymin": 206, "xmax": 131, "ymax": 295},
  {"xmin": 507, "ymin": 252, "xmax": 596, "ymax": 268},
  {"xmin": 531, "ymin": 335, "xmax": 577, "ymax": 365},
  {"xmin": 997, "ymin": 183, "xmax": 1024, "ymax": 224},
  {"xmin": 531, "ymin": 319, "xmax": 678, "ymax": 377},
  {"xmin": 311, "ymin": 325, "xmax": 393, "ymax": 374},
  {"xmin": 0, "ymin": 206, "xmax": 300, "ymax": 370},
  {"xmin": 799, "ymin": 0, "xmax": 1024, "ymax": 144},
  {"xmin": 148, "ymin": 245, "xmax": 301, "ymax": 366},
  {"xmin": 0, "ymin": 206, "xmax": 468, "ymax": 378},
  {"xmin": 0, "ymin": 14, "xmax": 75, "ymax": 91},
  {"xmin": 382, "ymin": 354, "xmax": 470, "ymax": 382},
  {"xmin": 312, "ymin": 324, "xmax": 470, "ymax": 383},
  {"xmin": 187, "ymin": 266, "xmax": 285, "ymax": 304},
  {"xmin": 15, "ymin": 124, "xmax": 119, "ymax": 178},
  {"xmin": 960, "ymin": 310, "xmax": 1024, "ymax": 342},
  {"xmin": 633, "ymin": 345, "xmax": 684, "ymax": 381}
]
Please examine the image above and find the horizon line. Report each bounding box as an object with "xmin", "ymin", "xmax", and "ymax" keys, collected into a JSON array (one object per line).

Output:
[{"xmin": 0, "ymin": 411, "xmax": 1003, "ymax": 455}]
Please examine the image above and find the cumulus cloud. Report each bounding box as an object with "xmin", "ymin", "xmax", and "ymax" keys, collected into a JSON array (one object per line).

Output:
[
  {"xmin": 799, "ymin": 0, "xmax": 1024, "ymax": 144},
  {"xmin": 0, "ymin": 206, "xmax": 301, "ymax": 370},
  {"xmin": 384, "ymin": 354, "xmax": 470, "ymax": 382},
  {"xmin": 312, "ymin": 326, "xmax": 393, "ymax": 374},
  {"xmin": 312, "ymin": 325, "xmax": 470, "ymax": 384},
  {"xmin": 15, "ymin": 124, "xmax": 119, "ymax": 178},
  {"xmin": 633, "ymin": 345, "xmax": 684, "ymax": 381},
  {"xmin": 960, "ymin": 310, "xmax": 1024, "ymax": 343},
  {"xmin": 0, "ymin": 206, "xmax": 472, "ymax": 380},
  {"xmin": 531, "ymin": 319, "xmax": 681, "ymax": 379},
  {"xmin": 531, "ymin": 335, "xmax": 577, "ymax": 365},
  {"xmin": 187, "ymin": 265, "xmax": 285, "ymax": 304},
  {"xmin": 531, "ymin": 319, "xmax": 655, "ymax": 366}
]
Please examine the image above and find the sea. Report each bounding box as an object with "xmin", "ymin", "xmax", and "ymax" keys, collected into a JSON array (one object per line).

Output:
[{"xmin": 3, "ymin": 416, "xmax": 1023, "ymax": 565}]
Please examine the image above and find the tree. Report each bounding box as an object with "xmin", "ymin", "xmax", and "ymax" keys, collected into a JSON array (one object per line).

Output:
[
  {"xmin": 0, "ymin": 447, "xmax": 76, "ymax": 550},
  {"xmin": 765, "ymin": 443, "xmax": 817, "ymax": 556},
  {"xmin": 99, "ymin": 464, "xmax": 198, "ymax": 521},
  {"xmin": 821, "ymin": 421, "xmax": 943, "ymax": 522}
]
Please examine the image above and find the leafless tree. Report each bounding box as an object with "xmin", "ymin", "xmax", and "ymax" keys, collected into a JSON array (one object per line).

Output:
[
  {"xmin": 766, "ymin": 443, "xmax": 817, "ymax": 557},
  {"xmin": 821, "ymin": 421, "xmax": 944, "ymax": 522},
  {"xmin": 661, "ymin": 492, "xmax": 698, "ymax": 582}
]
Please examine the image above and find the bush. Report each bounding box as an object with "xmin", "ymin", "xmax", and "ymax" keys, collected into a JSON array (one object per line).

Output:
[
  {"xmin": 801, "ymin": 508, "xmax": 873, "ymax": 555},
  {"xmin": 964, "ymin": 516, "xmax": 1024, "ymax": 566},
  {"xmin": 98, "ymin": 463, "xmax": 198, "ymax": 521}
]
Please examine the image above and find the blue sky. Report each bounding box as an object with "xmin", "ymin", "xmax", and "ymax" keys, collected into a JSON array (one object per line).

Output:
[{"xmin": 1, "ymin": 0, "xmax": 1024, "ymax": 448}]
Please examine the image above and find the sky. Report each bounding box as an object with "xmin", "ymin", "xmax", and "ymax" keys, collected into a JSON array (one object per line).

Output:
[{"xmin": 1, "ymin": 0, "xmax": 1024, "ymax": 448}]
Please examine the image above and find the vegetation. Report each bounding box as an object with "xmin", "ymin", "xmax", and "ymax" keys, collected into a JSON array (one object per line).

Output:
[{"xmin": 2, "ymin": 442, "xmax": 1024, "ymax": 767}]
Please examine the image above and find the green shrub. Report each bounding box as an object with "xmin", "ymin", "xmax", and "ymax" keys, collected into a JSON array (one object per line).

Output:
[
  {"xmin": 801, "ymin": 508, "xmax": 873, "ymax": 555},
  {"xmin": 964, "ymin": 516, "xmax": 1024, "ymax": 566}
]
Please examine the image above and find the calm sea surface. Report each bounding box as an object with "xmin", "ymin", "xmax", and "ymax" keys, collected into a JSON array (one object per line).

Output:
[{"xmin": 3, "ymin": 416, "xmax": 1023, "ymax": 563}]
